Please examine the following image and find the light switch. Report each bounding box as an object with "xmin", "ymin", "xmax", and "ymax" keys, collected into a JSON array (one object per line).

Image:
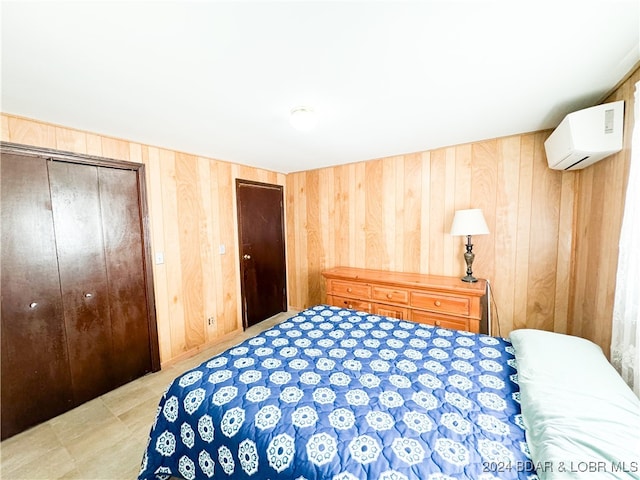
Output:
[
  {"xmin": 155, "ymin": 252, "xmax": 164, "ymax": 264},
  {"xmin": 219, "ymin": 244, "xmax": 226, "ymax": 255}
]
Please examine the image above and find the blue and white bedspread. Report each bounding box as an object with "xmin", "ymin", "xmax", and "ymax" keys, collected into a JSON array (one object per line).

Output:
[{"xmin": 139, "ymin": 305, "xmax": 536, "ymax": 480}]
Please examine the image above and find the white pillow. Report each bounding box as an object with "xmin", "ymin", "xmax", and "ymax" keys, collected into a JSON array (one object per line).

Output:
[{"xmin": 510, "ymin": 329, "xmax": 640, "ymax": 480}]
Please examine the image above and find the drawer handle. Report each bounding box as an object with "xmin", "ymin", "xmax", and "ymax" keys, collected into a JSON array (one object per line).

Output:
[
  {"xmin": 346, "ymin": 287, "xmax": 352, "ymax": 293},
  {"xmin": 435, "ymin": 320, "xmax": 441, "ymax": 326},
  {"xmin": 434, "ymin": 300, "xmax": 441, "ymax": 307},
  {"xmin": 347, "ymin": 304, "xmax": 353, "ymax": 309},
  {"xmin": 386, "ymin": 293, "xmax": 393, "ymax": 299}
]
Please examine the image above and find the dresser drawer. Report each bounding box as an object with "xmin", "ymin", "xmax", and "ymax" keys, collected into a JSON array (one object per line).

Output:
[
  {"xmin": 328, "ymin": 295, "xmax": 372, "ymax": 312},
  {"xmin": 372, "ymin": 303, "xmax": 409, "ymax": 320},
  {"xmin": 328, "ymin": 280, "xmax": 371, "ymax": 299},
  {"xmin": 372, "ymin": 286, "xmax": 409, "ymax": 305},
  {"xmin": 410, "ymin": 310, "xmax": 471, "ymax": 332},
  {"xmin": 410, "ymin": 291, "xmax": 470, "ymax": 316}
]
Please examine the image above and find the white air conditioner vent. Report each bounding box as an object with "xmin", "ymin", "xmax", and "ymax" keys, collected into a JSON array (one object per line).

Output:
[{"xmin": 544, "ymin": 100, "xmax": 624, "ymax": 171}]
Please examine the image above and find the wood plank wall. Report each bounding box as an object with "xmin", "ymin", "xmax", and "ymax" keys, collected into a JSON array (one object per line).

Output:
[
  {"xmin": 1, "ymin": 114, "xmax": 286, "ymax": 366},
  {"xmin": 569, "ymin": 67, "xmax": 639, "ymax": 356},
  {"xmin": 286, "ymin": 131, "xmax": 576, "ymax": 338}
]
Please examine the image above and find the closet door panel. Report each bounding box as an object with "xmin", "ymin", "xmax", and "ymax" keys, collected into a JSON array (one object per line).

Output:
[
  {"xmin": 99, "ymin": 167, "xmax": 152, "ymax": 386},
  {"xmin": 48, "ymin": 161, "xmax": 114, "ymax": 404},
  {"xmin": 0, "ymin": 154, "xmax": 73, "ymax": 440}
]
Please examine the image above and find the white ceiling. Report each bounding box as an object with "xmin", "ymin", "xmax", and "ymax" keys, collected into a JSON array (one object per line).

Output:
[{"xmin": 2, "ymin": 1, "xmax": 639, "ymax": 174}]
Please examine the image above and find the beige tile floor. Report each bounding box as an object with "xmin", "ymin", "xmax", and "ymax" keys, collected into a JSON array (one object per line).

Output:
[{"xmin": 1, "ymin": 311, "xmax": 296, "ymax": 480}]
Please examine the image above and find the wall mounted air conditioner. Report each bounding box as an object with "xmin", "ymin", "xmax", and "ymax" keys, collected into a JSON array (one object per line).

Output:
[{"xmin": 544, "ymin": 100, "xmax": 624, "ymax": 170}]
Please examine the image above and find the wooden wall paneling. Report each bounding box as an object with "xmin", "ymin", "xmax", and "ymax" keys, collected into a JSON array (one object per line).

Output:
[
  {"xmin": 428, "ymin": 149, "xmax": 446, "ymax": 275},
  {"xmin": 553, "ymin": 172, "xmax": 576, "ymax": 335},
  {"xmin": 443, "ymin": 147, "xmax": 457, "ymax": 278},
  {"xmin": 493, "ymin": 135, "xmax": 522, "ymax": 335},
  {"xmin": 402, "ymin": 154, "xmax": 422, "ymax": 273},
  {"xmin": 85, "ymin": 133, "xmax": 103, "ymax": 157},
  {"xmin": 590, "ymin": 158, "xmax": 611, "ymax": 346},
  {"xmin": 334, "ymin": 163, "xmax": 351, "ymax": 269},
  {"xmin": 158, "ymin": 149, "xmax": 187, "ymax": 358},
  {"xmin": 306, "ymin": 170, "xmax": 323, "ymax": 304},
  {"xmin": 528, "ymin": 134, "xmax": 562, "ymax": 331},
  {"xmin": 470, "ymin": 140, "xmax": 498, "ymax": 283},
  {"xmin": 217, "ymin": 162, "xmax": 240, "ymax": 336},
  {"xmin": 197, "ymin": 156, "xmax": 216, "ymax": 343},
  {"xmin": 512, "ymin": 134, "xmax": 535, "ymax": 331},
  {"xmin": 285, "ymin": 173, "xmax": 298, "ymax": 308},
  {"xmin": 1, "ymin": 115, "xmax": 9, "ymax": 140},
  {"xmin": 383, "ymin": 156, "xmax": 398, "ymax": 272},
  {"xmin": 129, "ymin": 142, "xmax": 143, "ymax": 164},
  {"xmin": 144, "ymin": 147, "xmax": 172, "ymax": 363},
  {"xmin": 354, "ymin": 162, "xmax": 367, "ymax": 268},
  {"xmin": 571, "ymin": 168, "xmax": 593, "ymax": 338},
  {"xmin": 55, "ymin": 126, "xmax": 87, "ymax": 153},
  {"xmin": 392, "ymin": 156, "xmax": 404, "ymax": 272},
  {"xmin": 419, "ymin": 152, "xmax": 432, "ymax": 274},
  {"xmin": 175, "ymin": 153, "xmax": 206, "ymax": 349},
  {"xmin": 451, "ymin": 145, "xmax": 472, "ymax": 278},
  {"xmin": 593, "ymin": 158, "xmax": 619, "ymax": 348},
  {"xmin": 6, "ymin": 116, "xmax": 56, "ymax": 147},
  {"xmin": 208, "ymin": 159, "xmax": 223, "ymax": 339},
  {"xmin": 365, "ymin": 160, "xmax": 384, "ymax": 270},
  {"xmin": 319, "ymin": 167, "xmax": 333, "ymax": 302},
  {"xmin": 294, "ymin": 172, "xmax": 309, "ymax": 307},
  {"xmin": 101, "ymin": 137, "xmax": 130, "ymax": 161}
]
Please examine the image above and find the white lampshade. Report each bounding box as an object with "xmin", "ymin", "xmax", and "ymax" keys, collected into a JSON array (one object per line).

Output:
[
  {"xmin": 289, "ymin": 106, "xmax": 317, "ymax": 132},
  {"xmin": 450, "ymin": 209, "xmax": 489, "ymax": 236}
]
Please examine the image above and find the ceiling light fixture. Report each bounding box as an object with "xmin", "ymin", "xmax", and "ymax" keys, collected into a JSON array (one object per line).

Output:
[{"xmin": 289, "ymin": 106, "xmax": 317, "ymax": 132}]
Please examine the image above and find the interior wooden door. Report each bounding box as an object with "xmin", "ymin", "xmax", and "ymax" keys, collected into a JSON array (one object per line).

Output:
[
  {"xmin": 98, "ymin": 166, "xmax": 153, "ymax": 386},
  {"xmin": 49, "ymin": 161, "xmax": 115, "ymax": 404},
  {"xmin": 1, "ymin": 154, "xmax": 74, "ymax": 440},
  {"xmin": 48, "ymin": 161, "xmax": 156, "ymax": 402},
  {"xmin": 236, "ymin": 180, "xmax": 287, "ymax": 328}
]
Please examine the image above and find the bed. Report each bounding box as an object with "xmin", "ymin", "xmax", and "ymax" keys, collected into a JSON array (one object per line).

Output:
[{"xmin": 138, "ymin": 304, "xmax": 640, "ymax": 480}]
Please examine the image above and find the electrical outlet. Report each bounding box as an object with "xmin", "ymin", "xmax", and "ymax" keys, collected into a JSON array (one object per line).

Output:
[{"xmin": 207, "ymin": 317, "xmax": 215, "ymax": 326}]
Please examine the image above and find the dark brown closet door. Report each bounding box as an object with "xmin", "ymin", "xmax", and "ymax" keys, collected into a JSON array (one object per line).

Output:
[
  {"xmin": 1, "ymin": 154, "xmax": 73, "ymax": 440},
  {"xmin": 98, "ymin": 167, "xmax": 152, "ymax": 386},
  {"xmin": 49, "ymin": 161, "xmax": 114, "ymax": 404}
]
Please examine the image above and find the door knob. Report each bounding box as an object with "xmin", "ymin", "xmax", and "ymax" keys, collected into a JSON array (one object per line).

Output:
[
  {"xmin": 243, "ymin": 254, "xmax": 251, "ymax": 260},
  {"xmin": 29, "ymin": 302, "xmax": 38, "ymax": 309}
]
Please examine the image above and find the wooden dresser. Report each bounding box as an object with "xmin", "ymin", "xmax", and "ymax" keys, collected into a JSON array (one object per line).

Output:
[{"xmin": 322, "ymin": 267, "xmax": 488, "ymax": 334}]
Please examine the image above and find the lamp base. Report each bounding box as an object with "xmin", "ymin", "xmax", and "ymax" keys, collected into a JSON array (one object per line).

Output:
[{"xmin": 461, "ymin": 235, "xmax": 478, "ymax": 283}]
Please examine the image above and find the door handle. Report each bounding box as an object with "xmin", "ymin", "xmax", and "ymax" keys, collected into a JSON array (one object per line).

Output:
[{"xmin": 243, "ymin": 254, "xmax": 251, "ymax": 260}]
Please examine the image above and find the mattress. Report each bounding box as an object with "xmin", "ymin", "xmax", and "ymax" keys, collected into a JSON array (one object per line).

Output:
[{"xmin": 138, "ymin": 304, "xmax": 535, "ymax": 480}]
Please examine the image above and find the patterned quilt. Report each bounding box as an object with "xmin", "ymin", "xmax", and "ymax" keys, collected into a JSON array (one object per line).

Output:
[{"xmin": 138, "ymin": 305, "xmax": 536, "ymax": 480}]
